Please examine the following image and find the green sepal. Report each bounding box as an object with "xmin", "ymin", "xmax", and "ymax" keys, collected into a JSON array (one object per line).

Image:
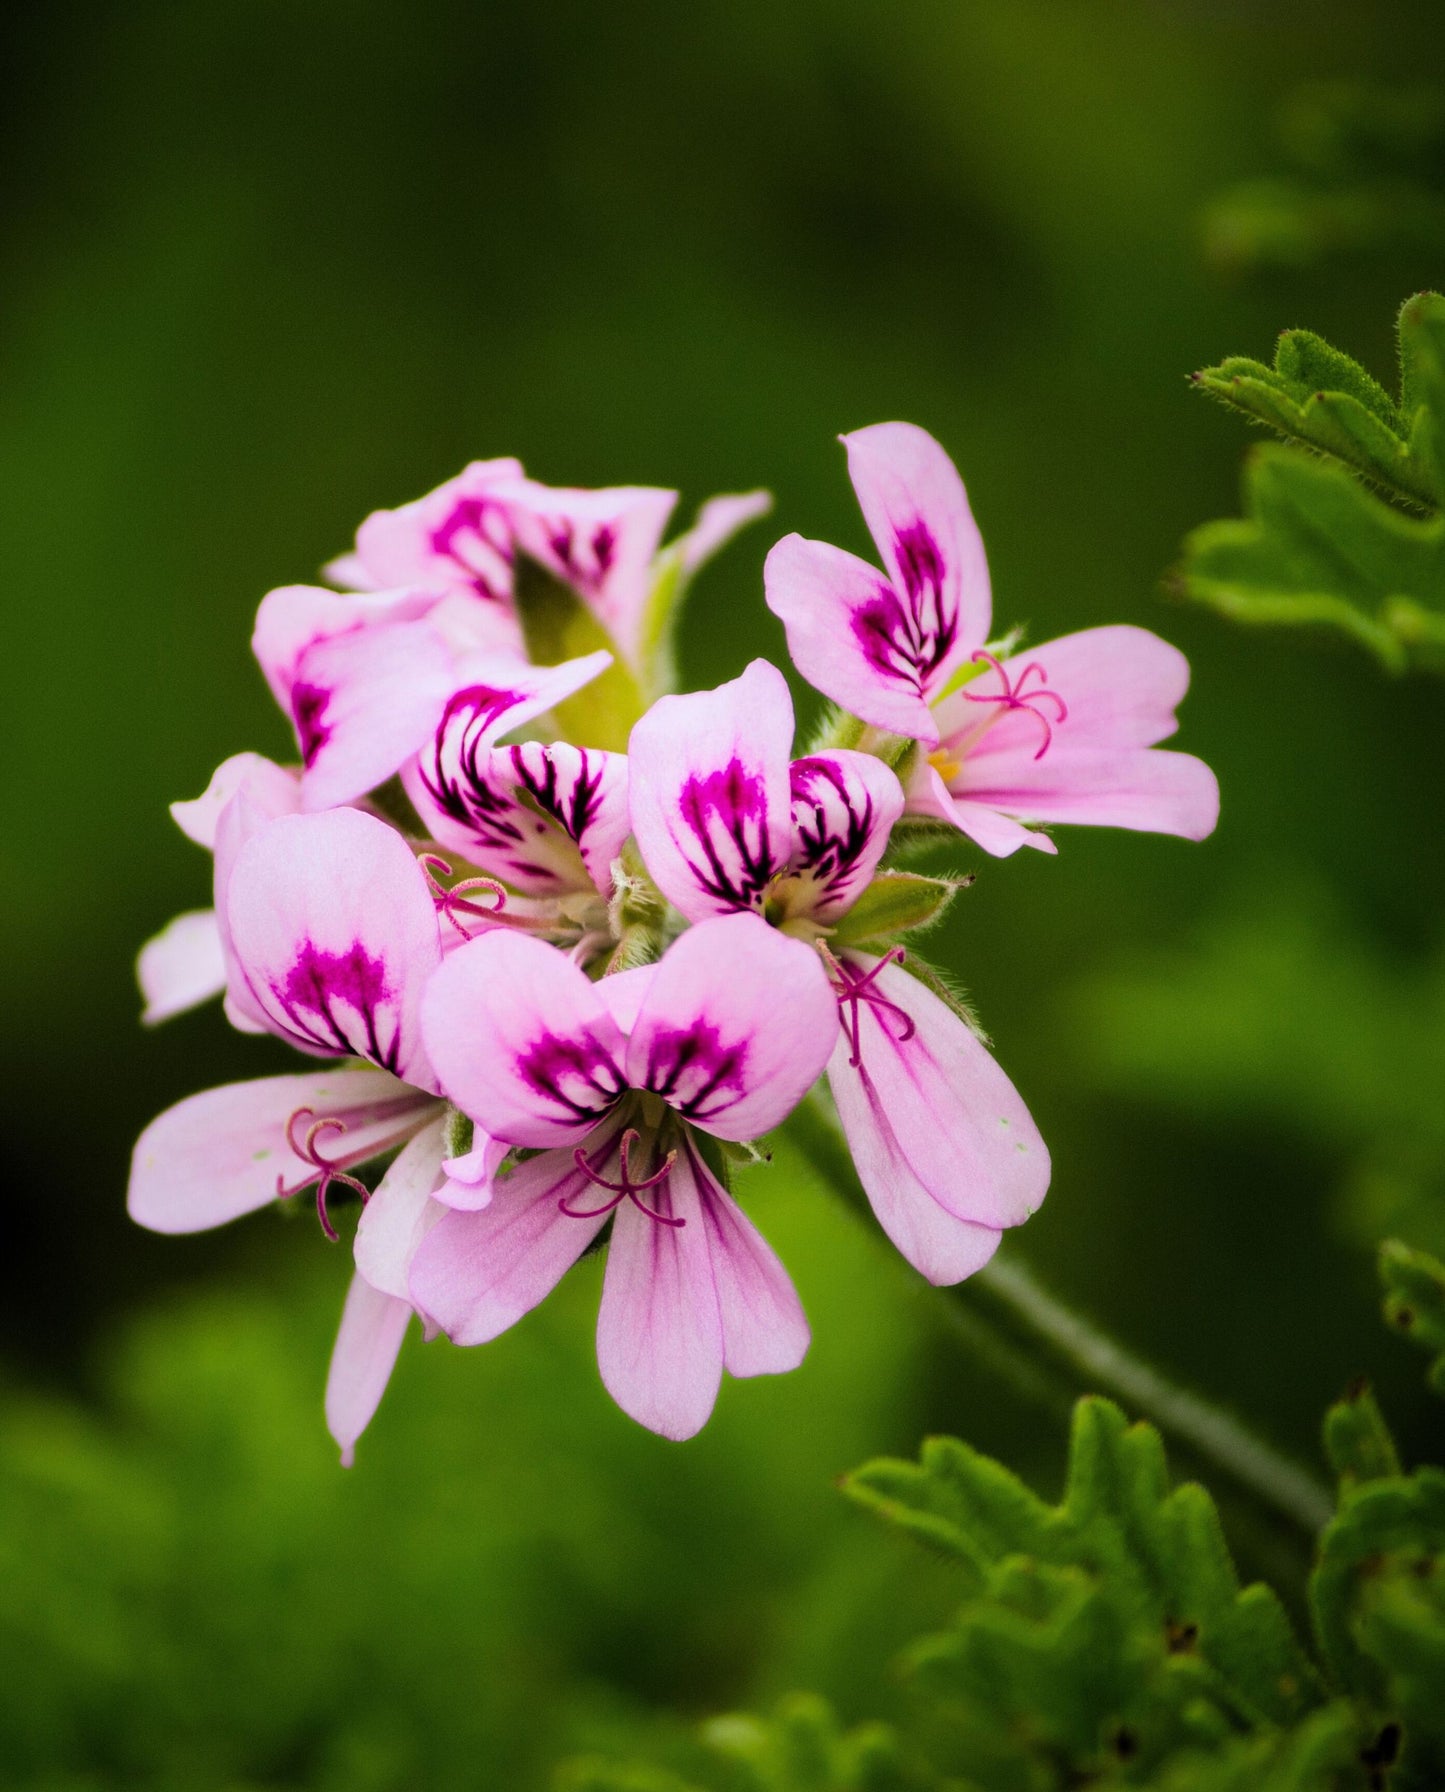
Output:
[
  {"xmin": 829, "ymin": 872, "xmax": 967, "ymax": 949},
  {"xmin": 878, "ymin": 814, "xmax": 967, "ymax": 865},
  {"xmin": 1323, "ymin": 1378, "xmax": 1402, "ymax": 1492},
  {"xmin": 1190, "ymin": 294, "xmax": 1445, "ymax": 511},
  {"xmin": 515, "ymin": 555, "xmax": 646, "ymax": 751},
  {"xmin": 441, "ymin": 1105, "xmax": 473, "ymax": 1164},
  {"xmin": 1176, "ymin": 442, "xmax": 1445, "ymax": 675},
  {"xmin": 1379, "ymin": 1238, "xmax": 1445, "ymax": 1397}
]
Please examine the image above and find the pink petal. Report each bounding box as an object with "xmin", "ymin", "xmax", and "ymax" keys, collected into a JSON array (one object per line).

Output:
[
  {"xmin": 425, "ymin": 587, "xmax": 528, "ymax": 658},
  {"xmin": 827, "ymin": 1050, "xmax": 1002, "ymax": 1285},
  {"xmin": 251, "ymin": 583, "xmax": 438, "ymax": 713},
  {"xmin": 128, "ymin": 1067, "xmax": 431, "ymax": 1234},
  {"xmin": 595, "ymin": 1148, "xmax": 724, "ymax": 1440},
  {"xmin": 953, "ymin": 744, "xmax": 1220, "ymax": 841},
  {"xmin": 673, "ymin": 490, "xmax": 773, "ymax": 578},
  {"xmin": 764, "ymin": 534, "xmax": 941, "ymax": 744},
  {"xmin": 342, "ymin": 457, "xmax": 525, "ymax": 603},
  {"xmin": 498, "ymin": 477, "xmax": 678, "ymax": 665},
  {"xmin": 628, "ymin": 659, "xmax": 795, "ymax": 921},
  {"xmin": 843, "ymin": 421, "xmax": 991, "ymax": 674},
  {"xmin": 594, "ymin": 963, "xmax": 659, "ymax": 1035},
  {"xmin": 626, "ymin": 914, "xmax": 836, "ymax": 1141},
  {"xmin": 325, "ymin": 1274, "xmax": 412, "ymax": 1468},
  {"xmin": 353, "ymin": 1114, "xmax": 449, "ymax": 1299},
  {"xmin": 211, "ymin": 763, "xmax": 310, "ymax": 1031},
  {"xmin": 293, "ymin": 620, "xmax": 456, "ymax": 811},
  {"xmin": 405, "ymin": 737, "xmax": 629, "ymax": 898},
  {"xmin": 408, "ymin": 1133, "xmax": 616, "ymax": 1344},
  {"xmin": 420, "ymin": 928, "xmax": 627, "ymax": 1147},
  {"xmin": 436, "ymin": 1130, "xmax": 508, "ymax": 1211},
  {"xmin": 225, "ymin": 809, "xmax": 443, "ymax": 1089},
  {"xmin": 682, "ymin": 1135, "xmax": 809, "ymax": 1378},
  {"xmin": 830, "ymin": 952, "xmax": 1049, "ymax": 1231},
  {"xmin": 786, "ymin": 750, "xmax": 905, "ymax": 921},
  {"xmin": 905, "ymin": 762, "xmax": 1056, "ymax": 859},
  {"xmin": 990, "ymin": 625, "xmax": 1190, "ymax": 750},
  {"xmin": 137, "ymin": 909, "xmax": 226, "ymax": 1024},
  {"xmin": 170, "ymin": 753, "xmax": 299, "ymax": 849}
]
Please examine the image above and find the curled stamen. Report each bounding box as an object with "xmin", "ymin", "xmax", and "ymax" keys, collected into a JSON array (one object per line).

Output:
[
  {"xmin": 419, "ymin": 853, "xmax": 508, "ymax": 937},
  {"xmin": 278, "ymin": 1106, "xmax": 373, "ymax": 1242},
  {"xmin": 823, "ymin": 946, "xmax": 917, "ymax": 1069},
  {"xmin": 961, "ymin": 650, "xmax": 1068, "ymax": 759},
  {"xmin": 560, "ymin": 1127, "xmax": 684, "ymax": 1227}
]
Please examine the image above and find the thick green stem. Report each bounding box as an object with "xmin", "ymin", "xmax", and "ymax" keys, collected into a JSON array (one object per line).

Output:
[{"xmin": 782, "ymin": 1095, "xmax": 1334, "ymax": 1538}]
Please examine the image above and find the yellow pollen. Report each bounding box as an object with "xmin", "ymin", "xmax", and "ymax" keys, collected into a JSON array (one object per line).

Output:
[{"xmin": 928, "ymin": 746, "xmax": 963, "ymax": 783}]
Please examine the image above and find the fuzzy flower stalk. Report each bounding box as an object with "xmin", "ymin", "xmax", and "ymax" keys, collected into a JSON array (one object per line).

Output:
[{"xmin": 128, "ymin": 426, "xmax": 1217, "ymax": 1459}]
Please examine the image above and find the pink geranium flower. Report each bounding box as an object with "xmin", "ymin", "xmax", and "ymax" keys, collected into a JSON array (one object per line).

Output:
[
  {"xmin": 409, "ymin": 913, "xmax": 835, "ymax": 1439},
  {"xmin": 764, "ymin": 422, "xmax": 1218, "ymax": 856},
  {"xmin": 326, "ymin": 456, "xmax": 771, "ymax": 680},
  {"xmin": 251, "ymin": 573, "xmax": 612, "ymax": 813},
  {"xmin": 627, "ymin": 658, "xmax": 1049, "ymax": 1285},
  {"xmin": 129, "ymin": 807, "xmax": 460, "ymax": 1465}
]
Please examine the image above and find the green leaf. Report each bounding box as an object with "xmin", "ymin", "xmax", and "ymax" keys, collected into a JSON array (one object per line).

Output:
[
  {"xmin": 1379, "ymin": 1239, "xmax": 1445, "ymax": 1397},
  {"xmin": 846, "ymin": 1398, "xmax": 1325, "ymax": 1759},
  {"xmin": 1322, "ymin": 1380, "xmax": 1402, "ymax": 1493},
  {"xmin": 515, "ymin": 554, "xmax": 647, "ymax": 750},
  {"xmin": 1190, "ymin": 294, "xmax": 1445, "ymax": 512},
  {"xmin": 1311, "ymin": 1464, "xmax": 1445, "ymax": 1712},
  {"xmin": 1176, "ymin": 442, "xmax": 1445, "ymax": 674},
  {"xmin": 828, "ymin": 872, "xmax": 966, "ymax": 948}
]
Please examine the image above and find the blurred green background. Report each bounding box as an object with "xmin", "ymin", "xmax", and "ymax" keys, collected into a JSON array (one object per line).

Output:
[{"xmin": 3, "ymin": 1, "xmax": 1443, "ymax": 1784}]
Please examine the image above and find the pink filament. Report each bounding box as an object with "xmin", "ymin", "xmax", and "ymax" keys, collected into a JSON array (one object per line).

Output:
[
  {"xmin": 279, "ymin": 1107, "xmax": 373, "ymax": 1242},
  {"xmin": 561, "ymin": 1127, "xmax": 684, "ymax": 1227},
  {"xmin": 829, "ymin": 947, "xmax": 916, "ymax": 1069},
  {"xmin": 961, "ymin": 650, "xmax": 1068, "ymax": 760},
  {"xmin": 419, "ymin": 853, "xmax": 508, "ymax": 937}
]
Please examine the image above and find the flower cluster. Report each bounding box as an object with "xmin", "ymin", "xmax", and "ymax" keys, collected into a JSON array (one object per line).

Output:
[{"xmin": 129, "ymin": 424, "xmax": 1218, "ymax": 1456}]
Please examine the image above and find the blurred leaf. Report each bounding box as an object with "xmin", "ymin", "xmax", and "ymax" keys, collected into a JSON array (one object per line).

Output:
[
  {"xmin": 1322, "ymin": 1380, "xmax": 1402, "ymax": 1494},
  {"xmin": 1379, "ymin": 1240, "xmax": 1445, "ymax": 1397},
  {"xmin": 1202, "ymin": 84, "xmax": 1445, "ymax": 276},
  {"xmin": 846, "ymin": 1402, "xmax": 1322, "ymax": 1767},
  {"xmin": 1071, "ymin": 885, "xmax": 1445, "ymax": 1254}
]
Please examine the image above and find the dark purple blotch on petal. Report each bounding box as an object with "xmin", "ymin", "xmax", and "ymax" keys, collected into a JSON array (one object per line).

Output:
[
  {"xmin": 517, "ymin": 1028, "xmax": 627, "ymax": 1124},
  {"xmin": 417, "ymin": 683, "xmax": 528, "ymax": 838},
  {"xmin": 429, "ymin": 496, "xmax": 512, "ymax": 602},
  {"xmin": 677, "ymin": 758, "xmax": 779, "ymax": 910},
  {"xmin": 510, "ymin": 743, "xmax": 607, "ymax": 847},
  {"xmin": 638, "ymin": 1020, "xmax": 748, "ymax": 1125},
  {"xmin": 274, "ymin": 939, "xmax": 400, "ymax": 1071},
  {"xmin": 292, "ymin": 682, "xmax": 332, "ymax": 768},
  {"xmin": 850, "ymin": 518, "xmax": 957, "ymax": 697},
  {"xmin": 789, "ymin": 757, "xmax": 876, "ymax": 904}
]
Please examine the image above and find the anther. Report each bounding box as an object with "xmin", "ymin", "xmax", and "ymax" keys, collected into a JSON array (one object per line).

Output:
[
  {"xmin": 419, "ymin": 853, "xmax": 508, "ymax": 937},
  {"xmin": 961, "ymin": 650, "xmax": 1068, "ymax": 759},
  {"xmin": 278, "ymin": 1107, "xmax": 372, "ymax": 1241},
  {"xmin": 560, "ymin": 1127, "xmax": 684, "ymax": 1227}
]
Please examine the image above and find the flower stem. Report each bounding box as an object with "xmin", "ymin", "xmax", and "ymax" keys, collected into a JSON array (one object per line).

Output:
[{"xmin": 782, "ymin": 1094, "xmax": 1334, "ymax": 1538}]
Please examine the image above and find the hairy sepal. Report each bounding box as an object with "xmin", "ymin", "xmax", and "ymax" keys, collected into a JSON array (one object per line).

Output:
[
  {"xmin": 828, "ymin": 872, "xmax": 964, "ymax": 950},
  {"xmin": 514, "ymin": 555, "xmax": 644, "ymax": 751}
]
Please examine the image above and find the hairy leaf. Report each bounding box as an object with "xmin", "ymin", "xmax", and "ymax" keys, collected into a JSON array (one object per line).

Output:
[{"xmin": 1191, "ymin": 295, "xmax": 1445, "ymax": 511}]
